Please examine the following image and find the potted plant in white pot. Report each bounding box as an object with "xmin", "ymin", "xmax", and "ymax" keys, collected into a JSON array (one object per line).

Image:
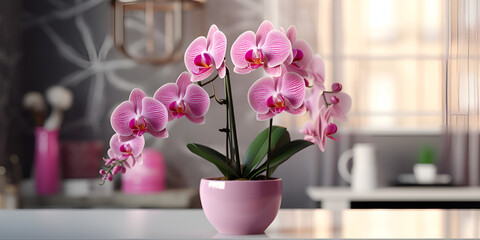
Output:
[
  {"xmin": 98, "ymin": 21, "xmax": 351, "ymax": 235},
  {"xmin": 413, "ymin": 146, "xmax": 437, "ymax": 184}
]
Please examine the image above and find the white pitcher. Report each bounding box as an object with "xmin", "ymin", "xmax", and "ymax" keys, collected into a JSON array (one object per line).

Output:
[{"xmin": 337, "ymin": 143, "xmax": 377, "ymax": 192}]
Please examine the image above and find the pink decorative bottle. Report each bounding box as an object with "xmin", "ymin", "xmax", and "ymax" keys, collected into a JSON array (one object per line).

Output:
[
  {"xmin": 34, "ymin": 127, "xmax": 60, "ymax": 195},
  {"xmin": 121, "ymin": 148, "xmax": 166, "ymax": 194}
]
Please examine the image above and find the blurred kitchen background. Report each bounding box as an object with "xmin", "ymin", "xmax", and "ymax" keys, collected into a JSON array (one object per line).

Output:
[{"xmin": 0, "ymin": 0, "xmax": 479, "ymax": 209}]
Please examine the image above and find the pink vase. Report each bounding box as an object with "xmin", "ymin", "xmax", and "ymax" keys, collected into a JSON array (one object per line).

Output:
[
  {"xmin": 199, "ymin": 178, "xmax": 282, "ymax": 235},
  {"xmin": 34, "ymin": 127, "xmax": 60, "ymax": 195}
]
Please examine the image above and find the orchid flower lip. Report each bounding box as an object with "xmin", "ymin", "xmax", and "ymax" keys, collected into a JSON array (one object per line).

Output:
[
  {"xmin": 169, "ymin": 100, "xmax": 187, "ymax": 119},
  {"xmin": 129, "ymin": 117, "xmax": 147, "ymax": 137},
  {"xmin": 330, "ymin": 96, "xmax": 340, "ymax": 104},
  {"xmin": 267, "ymin": 94, "xmax": 286, "ymax": 114}
]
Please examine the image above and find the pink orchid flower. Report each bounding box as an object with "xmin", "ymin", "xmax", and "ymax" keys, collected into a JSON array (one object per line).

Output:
[
  {"xmin": 154, "ymin": 72, "xmax": 210, "ymax": 124},
  {"xmin": 185, "ymin": 24, "xmax": 227, "ymax": 82},
  {"xmin": 100, "ymin": 134, "xmax": 145, "ymax": 181},
  {"xmin": 306, "ymin": 55, "xmax": 326, "ymax": 91},
  {"xmin": 111, "ymin": 88, "xmax": 168, "ymax": 141},
  {"xmin": 231, "ymin": 20, "xmax": 291, "ymax": 76},
  {"xmin": 104, "ymin": 133, "xmax": 145, "ymax": 167},
  {"xmin": 300, "ymin": 105, "xmax": 340, "ymax": 152},
  {"xmin": 320, "ymin": 91, "xmax": 352, "ymax": 122},
  {"xmin": 248, "ymin": 71, "xmax": 306, "ymax": 120},
  {"xmin": 283, "ymin": 26, "xmax": 313, "ymax": 79}
]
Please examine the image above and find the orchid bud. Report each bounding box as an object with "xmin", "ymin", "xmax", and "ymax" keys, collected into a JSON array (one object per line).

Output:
[
  {"xmin": 120, "ymin": 166, "xmax": 127, "ymax": 174},
  {"xmin": 107, "ymin": 173, "xmax": 113, "ymax": 181},
  {"xmin": 112, "ymin": 165, "xmax": 122, "ymax": 175},
  {"xmin": 325, "ymin": 123, "xmax": 338, "ymax": 136},
  {"xmin": 332, "ymin": 83, "xmax": 342, "ymax": 92},
  {"xmin": 103, "ymin": 158, "xmax": 115, "ymax": 166},
  {"xmin": 99, "ymin": 169, "xmax": 106, "ymax": 175},
  {"xmin": 330, "ymin": 96, "xmax": 340, "ymax": 104}
]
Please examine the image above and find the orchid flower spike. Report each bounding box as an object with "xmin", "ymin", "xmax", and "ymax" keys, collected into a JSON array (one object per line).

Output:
[
  {"xmin": 111, "ymin": 88, "xmax": 169, "ymax": 141},
  {"xmin": 154, "ymin": 72, "xmax": 210, "ymax": 124},
  {"xmin": 231, "ymin": 20, "xmax": 291, "ymax": 76},
  {"xmin": 248, "ymin": 70, "xmax": 306, "ymax": 120},
  {"xmin": 300, "ymin": 105, "xmax": 340, "ymax": 152},
  {"xmin": 283, "ymin": 25, "xmax": 313, "ymax": 79},
  {"xmin": 185, "ymin": 24, "xmax": 227, "ymax": 82}
]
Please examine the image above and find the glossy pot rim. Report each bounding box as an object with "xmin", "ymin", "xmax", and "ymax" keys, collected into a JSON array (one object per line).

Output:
[{"xmin": 201, "ymin": 177, "xmax": 282, "ymax": 183}]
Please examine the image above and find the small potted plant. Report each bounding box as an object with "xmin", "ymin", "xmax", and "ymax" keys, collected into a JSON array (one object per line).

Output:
[
  {"xmin": 413, "ymin": 146, "xmax": 437, "ymax": 184},
  {"xmin": 99, "ymin": 21, "xmax": 351, "ymax": 235}
]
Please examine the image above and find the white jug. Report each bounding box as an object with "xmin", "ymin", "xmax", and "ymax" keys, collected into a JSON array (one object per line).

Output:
[{"xmin": 338, "ymin": 143, "xmax": 377, "ymax": 192}]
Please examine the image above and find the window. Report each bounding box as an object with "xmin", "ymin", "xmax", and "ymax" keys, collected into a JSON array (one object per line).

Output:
[{"xmin": 266, "ymin": 0, "xmax": 447, "ymax": 133}]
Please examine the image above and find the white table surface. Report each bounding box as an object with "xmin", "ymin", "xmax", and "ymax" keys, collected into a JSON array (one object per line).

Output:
[{"xmin": 1, "ymin": 209, "xmax": 480, "ymax": 239}]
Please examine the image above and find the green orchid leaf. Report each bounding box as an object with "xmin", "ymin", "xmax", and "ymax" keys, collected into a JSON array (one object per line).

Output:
[
  {"xmin": 243, "ymin": 126, "xmax": 287, "ymax": 176},
  {"xmin": 248, "ymin": 140, "xmax": 314, "ymax": 179},
  {"xmin": 267, "ymin": 129, "xmax": 291, "ymax": 175},
  {"xmin": 187, "ymin": 143, "xmax": 240, "ymax": 179}
]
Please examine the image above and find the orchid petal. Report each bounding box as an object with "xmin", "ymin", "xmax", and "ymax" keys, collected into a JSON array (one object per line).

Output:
[
  {"xmin": 191, "ymin": 67, "xmax": 215, "ymax": 82},
  {"xmin": 128, "ymin": 136, "xmax": 144, "ymax": 157},
  {"xmin": 230, "ymin": 31, "xmax": 256, "ymax": 69},
  {"xmin": 123, "ymin": 158, "xmax": 132, "ymax": 168},
  {"xmin": 183, "ymin": 84, "xmax": 210, "ymax": 118},
  {"xmin": 154, "ymin": 83, "xmax": 178, "ymax": 121},
  {"xmin": 176, "ymin": 72, "xmax": 192, "ymax": 98},
  {"xmin": 134, "ymin": 154, "xmax": 144, "ymax": 165},
  {"xmin": 285, "ymin": 53, "xmax": 293, "ymax": 65},
  {"xmin": 111, "ymin": 101, "xmax": 137, "ymax": 136},
  {"xmin": 248, "ymin": 76, "xmax": 276, "ymax": 114},
  {"xmin": 292, "ymin": 40, "xmax": 313, "ymax": 70},
  {"xmin": 263, "ymin": 64, "xmax": 283, "ymax": 77},
  {"xmin": 119, "ymin": 134, "xmax": 136, "ymax": 142},
  {"xmin": 210, "ymin": 31, "xmax": 227, "ymax": 69},
  {"xmin": 184, "ymin": 37, "xmax": 207, "ymax": 76},
  {"xmin": 217, "ymin": 61, "xmax": 226, "ymax": 78},
  {"xmin": 261, "ymin": 30, "xmax": 291, "ymax": 67},
  {"xmin": 206, "ymin": 24, "xmax": 219, "ymax": 49},
  {"xmin": 285, "ymin": 64, "xmax": 309, "ymax": 78},
  {"xmin": 146, "ymin": 124, "xmax": 169, "ymax": 138},
  {"xmin": 185, "ymin": 113, "xmax": 205, "ymax": 124},
  {"xmin": 256, "ymin": 111, "xmax": 276, "ymax": 121},
  {"xmin": 309, "ymin": 55, "xmax": 326, "ymax": 92},
  {"xmin": 286, "ymin": 25, "xmax": 297, "ymax": 45},
  {"xmin": 234, "ymin": 66, "xmax": 252, "ymax": 74},
  {"xmin": 109, "ymin": 134, "xmax": 123, "ymax": 157},
  {"xmin": 285, "ymin": 101, "xmax": 306, "ymax": 115},
  {"xmin": 129, "ymin": 88, "xmax": 146, "ymax": 115},
  {"xmin": 256, "ymin": 20, "xmax": 274, "ymax": 48},
  {"xmin": 300, "ymin": 120, "xmax": 315, "ymax": 136},
  {"xmin": 280, "ymin": 72, "xmax": 305, "ymax": 108},
  {"xmin": 141, "ymin": 97, "xmax": 168, "ymax": 131},
  {"xmin": 107, "ymin": 148, "xmax": 116, "ymax": 159}
]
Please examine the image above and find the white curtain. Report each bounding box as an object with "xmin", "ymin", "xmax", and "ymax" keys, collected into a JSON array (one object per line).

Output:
[{"xmin": 446, "ymin": 0, "xmax": 480, "ymax": 186}]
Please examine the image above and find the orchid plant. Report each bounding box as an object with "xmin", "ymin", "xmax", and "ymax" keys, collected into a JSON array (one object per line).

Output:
[{"xmin": 100, "ymin": 21, "xmax": 351, "ymax": 183}]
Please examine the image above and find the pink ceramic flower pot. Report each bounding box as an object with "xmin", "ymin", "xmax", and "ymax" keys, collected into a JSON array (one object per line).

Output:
[{"xmin": 199, "ymin": 178, "xmax": 282, "ymax": 235}]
